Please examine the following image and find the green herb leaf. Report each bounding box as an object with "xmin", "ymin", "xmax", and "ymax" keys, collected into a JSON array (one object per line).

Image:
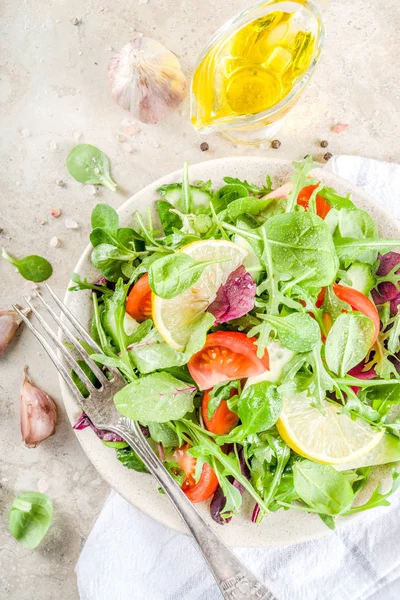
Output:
[
  {"xmin": 208, "ymin": 380, "xmax": 241, "ymax": 419},
  {"xmin": 91, "ymin": 244, "xmax": 138, "ymax": 282},
  {"xmin": 91, "ymin": 204, "xmax": 119, "ymax": 229},
  {"xmin": 148, "ymin": 422, "xmax": 179, "ymax": 447},
  {"xmin": 325, "ymin": 312, "xmax": 375, "ymax": 377},
  {"xmin": 148, "ymin": 253, "xmax": 224, "ymax": 299},
  {"xmin": 223, "ymin": 175, "xmax": 273, "ymax": 196},
  {"xmin": 116, "ymin": 447, "xmax": 148, "ymax": 472},
  {"xmin": 227, "ymin": 197, "xmax": 274, "ymax": 222},
  {"xmin": 217, "ymin": 382, "xmax": 282, "ymax": 444},
  {"xmin": 156, "ymin": 200, "xmax": 183, "ymax": 235},
  {"xmin": 2, "ymin": 249, "xmax": 53, "ymax": 282},
  {"xmin": 66, "ymin": 144, "xmax": 117, "ymax": 191},
  {"xmin": 285, "ymin": 156, "xmax": 316, "ymax": 213},
  {"xmin": 257, "ymin": 313, "xmax": 320, "ymax": 353},
  {"xmin": 318, "ymin": 187, "xmax": 355, "ymax": 210},
  {"xmin": 293, "ymin": 461, "xmax": 354, "ymax": 515},
  {"xmin": 114, "ymin": 372, "xmax": 196, "ymax": 424},
  {"xmin": 8, "ymin": 492, "xmax": 53, "ymax": 549},
  {"xmin": 348, "ymin": 470, "xmax": 400, "ymax": 513}
]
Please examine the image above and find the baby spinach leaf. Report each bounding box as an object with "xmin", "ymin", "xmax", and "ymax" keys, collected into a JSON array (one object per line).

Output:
[
  {"xmin": 223, "ymin": 175, "xmax": 273, "ymax": 196},
  {"xmin": 8, "ymin": 492, "xmax": 53, "ymax": 549},
  {"xmin": 148, "ymin": 422, "xmax": 179, "ymax": 447},
  {"xmin": 116, "ymin": 447, "xmax": 148, "ymax": 472},
  {"xmin": 148, "ymin": 253, "xmax": 224, "ymax": 299},
  {"xmin": 257, "ymin": 313, "xmax": 320, "ymax": 353},
  {"xmin": 66, "ymin": 144, "xmax": 117, "ymax": 191},
  {"xmin": 319, "ymin": 514, "xmax": 336, "ymax": 529},
  {"xmin": 156, "ymin": 200, "xmax": 182, "ymax": 235},
  {"xmin": 2, "ymin": 249, "xmax": 53, "ymax": 282},
  {"xmin": 114, "ymin": 372, "xmax": 196, "ymax": 424},
  {"xmin": 325, "ymin": 312, "xmax": 375, "ymax": 377},
  {"xmin": 91, "ymin": 204, "xmax": 119, "ymax": 229},
  {"xmin": 217, "ymin": 382, "xmax": 282, "ymax": 444},
  {"xmin": 91, "ymin": 244, "xmax": 138, "ymax": 281},
  {"xmin": 213, "ymin": 183, "xmax": 249, "ymax": 213},
  {"xmin": 293, "ymin": 461, "xmax": 354, "ymax": 515},
  {"xmin": 227, "ymin": 197, "xmax": 274, "ymax": 222},
  {"xmin": 263, "ymin": 212, "xmax": 338, "ymax": 289}
]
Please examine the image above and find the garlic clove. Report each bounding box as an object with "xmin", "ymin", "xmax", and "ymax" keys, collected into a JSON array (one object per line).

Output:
[
  {"xmin": 0, "ymin": 306, "xmax": 30, "ymax": 356},
  {"xmin": 108, "ymin": 37, "xmax": 187, "ymax": 124},
  {"xmin": 20, "ymin": 367, "xmax": 58, "ymax": 448}
]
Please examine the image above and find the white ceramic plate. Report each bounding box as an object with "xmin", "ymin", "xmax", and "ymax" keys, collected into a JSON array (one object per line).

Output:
[{"xmin": 61, "ymin": 157, "xmax": 400, "ymax": 547}]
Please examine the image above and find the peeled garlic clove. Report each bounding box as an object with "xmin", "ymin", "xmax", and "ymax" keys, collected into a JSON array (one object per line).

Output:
[
  {"xmin": 20, "ymin": 367, "xmax": 58, "ymax": 448},
  {"xmin": 108, "ymin": 37, "xmax": 187, "ymax": 124},
  {"xmin": 0, "ymin": 306, "xmax": 30, "ymax": 356}
]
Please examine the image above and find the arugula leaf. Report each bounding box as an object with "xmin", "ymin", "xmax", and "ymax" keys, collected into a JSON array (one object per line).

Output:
[
  {"xmin": 114, "ymin": 372, "xmax": 196, "ymax": 424},
  {"xmin": 285, "ymin": 156, "xmax": 316, "ymax": 213},
  {"xmin": 257, "ymin": 313, "xmax": 320, "ymax": 353},
  {"xmin": 148, "ymin": 253, "xmax": 225, "ymax": 299},
  {"xmin": 156, "ymin": 200, "xmax": 183, "ymax": 236},
  {"xmin": 325, "ymin": 312, "xmax": 375, "ymax": 377},
  {"xmin": 68, "ymin": 272, "xmax": 113, "ymax": 295},
  {"xmin": 207, "ymin": 380, "xmax": 241, "ymax": 419},
  {"xmin": 8, "ymin": 492, "xmax": 53, "ymax": 549},
  {"xmin": 91, "ymin": 244, "xmax": 140, "ymax": 282},
  {"xmin": 348, "ymin": 470, "xmax": 400, "ymax": 513},
  {"xmin": 116, "ymin": 447, "xmax": 148, "ymax": 473},
  {"xmin": 308, "ymin": 343, "xmax": 336, "ymax": 412},
  {"xmin": 388, "ymin": 314, "xmax": 400, "ymax": 354},
  {"xmin": 223, "ymin": 175, "xmax": 273, "ymax": 196},
  {"xmin": 318, "ymin": 187, "xmax": 355, "ymax": 210},
  {"xmin": 293, "ymin": 461, "xmax": 354, "ymax": 515},
  {"xmin": 217, "ymin": 382, "xmax": 282, "ymax": 444}
]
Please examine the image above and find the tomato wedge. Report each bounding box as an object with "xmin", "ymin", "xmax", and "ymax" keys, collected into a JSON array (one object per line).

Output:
[
  {"xmin": 202, "ymin": 388, "xmax": 239, "ymax": 435},
  {"xmin": 332, "ymin": 283, "xmax": 380, "ymax": 345},
  {"xmin": 126, "ymin": 273, "xmax": 152, "ymax": 322},
  {"xmin": 188, "ymin": 331, "xmax": 269, "ymax": 390},
  {"xmin": 297, "ymin": 184, "xmax": 332, "ymax": 220},
  {"xmin": 177, "ymin": 445, "xmax": 219, "ymax": 503}
]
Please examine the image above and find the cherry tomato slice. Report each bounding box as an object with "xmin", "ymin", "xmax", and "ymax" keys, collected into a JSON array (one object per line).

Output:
[
  {"xmin": 332, "ymin": 283, "xmax": 380, "ymax": 345},
  {"xmin": 177, "ymin": 445, "xmax": 219, "ymax": 503},
  {"xmin": 297, "ymin": 184, "xmax": 332, "ymax": 220},
  {"xmin": 188, "ymin": 331, "xmax": 269, "ymax": 390},
  {"xmin": 126, "ymin": 273, "xmax": 152, "ymax": 322},
  {"xmin": 201, "ymin": 388, "xmax": 239, "ymax": 435}
]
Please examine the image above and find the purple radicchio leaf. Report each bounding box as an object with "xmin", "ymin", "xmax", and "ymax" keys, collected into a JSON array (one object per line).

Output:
[
  {"xmin": 348, "ymin": 363, "xmax": 377, "ymax": 394},
  {"xmin": 371, "ymin": 252, "xmax": 400, "ymax": 309},
  {"xmin": 208, "ymin": 266, "xmax": 256, "ymax": 324},
  {"xmin": 73, "ymin": 413, "xmax": 124, "ymax": 442},
  {"xmin": 210, "ymin": 448, "xmax": 250, "ymax": 525}
]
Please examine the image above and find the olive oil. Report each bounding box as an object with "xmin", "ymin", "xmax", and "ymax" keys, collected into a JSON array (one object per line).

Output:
[{"xmin": 192, "ymin": 10, "xmax": 318, "ymax": 130}]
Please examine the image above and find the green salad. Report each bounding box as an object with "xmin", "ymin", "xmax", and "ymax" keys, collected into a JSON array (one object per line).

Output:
[{"xmin": 72, "ymin": 157, "xmax": 400, "ymax": 528}]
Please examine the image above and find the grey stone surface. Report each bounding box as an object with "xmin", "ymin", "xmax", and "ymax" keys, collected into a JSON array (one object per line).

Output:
[{"xmin": 0, "ymin": 0, "xmax": 399, "ymax": 598}]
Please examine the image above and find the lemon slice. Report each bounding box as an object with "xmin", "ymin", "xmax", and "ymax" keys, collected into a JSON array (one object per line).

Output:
[
  {"xmin": 276, "ymin": 392, "xmax": 384, "ymax": 465},
  {"xmin": 152, "ymin": 239, "xmax": 247, "ymax": 350}
]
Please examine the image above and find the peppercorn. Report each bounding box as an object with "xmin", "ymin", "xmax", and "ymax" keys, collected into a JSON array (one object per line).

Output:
[
  {"xmin": 323, "ymin": 152, "xmax": 333, "ymax": 161},
  {"xmin": 271, "ymin": 139, "xmax": 281, "ymax": 149},
  {"xmin": 200, "ymin": 142, "xmax": 209, "ymax": 152},
  {"xmin": 320, "ymin": 140, "xmax": 329, "ymax": 148}
]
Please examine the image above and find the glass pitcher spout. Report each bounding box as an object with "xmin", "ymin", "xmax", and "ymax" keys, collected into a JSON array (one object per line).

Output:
[{"xmin": 190, "ymin": 0, "xmax": 324, "ymax": 145}]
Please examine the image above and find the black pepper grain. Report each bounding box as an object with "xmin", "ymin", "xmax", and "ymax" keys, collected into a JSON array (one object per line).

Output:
[
  {"xmin": 323, "ymin": 152, "xmax": 333, "ymax": 161},
  {"xmin": 271, "ymin": 139, "xmax": 281, "ymax": 149},
  {"xmin": 320, "ymin": 140, "xmax": 329, "ymax": 148},
  {"xmin": 200, "ymin": 142, "xmax": 209, "ymax": 152}
]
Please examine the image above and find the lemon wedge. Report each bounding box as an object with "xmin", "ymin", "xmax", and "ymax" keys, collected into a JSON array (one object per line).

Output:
[
  {"xmin": 276, "ymin": 392, "xmax": 384, "ymax": 465},
  {"xmin": 152, "ymin": 239, "xmax": 247, "ymax": 351}
]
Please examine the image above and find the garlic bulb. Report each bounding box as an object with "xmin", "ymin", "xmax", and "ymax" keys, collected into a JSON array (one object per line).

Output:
[
  {"xmin": 0, "ymin": 306, "xmax": 30, "ymax": 356},
  {"xmin": 108, "ymin": 37, "xmax": 187, "ymax": 124},
  {"xmin": 20, "ymin": 367, "xmax": 58, "ymax": 448}
]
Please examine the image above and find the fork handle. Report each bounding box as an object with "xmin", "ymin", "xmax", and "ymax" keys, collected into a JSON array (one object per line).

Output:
[{"xmin": 115, "ymin": 423, "xmax": 276, "ymax": 600}]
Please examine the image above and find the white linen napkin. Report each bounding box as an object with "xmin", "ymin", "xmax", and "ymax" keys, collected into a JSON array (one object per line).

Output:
[{"xmin": 76, "ymin": 156, "xmax": 400, "ymax": 600}]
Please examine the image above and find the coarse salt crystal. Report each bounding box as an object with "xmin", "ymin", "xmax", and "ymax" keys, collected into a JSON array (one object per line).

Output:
[
  {"xmin": 50, "ymin": 141, "xmax": 58, "ymax": 150},
  {"xmin": 65, "ymin": 217, "xmax": 79, "ymax": 230},
  {"xmin": 85, "ymin": 184, "xmax": 97, "ymax": 195},
  {"xmin": 21, "ymin": 128, "xmax": 31, "ymax": 138},
  {"xmin": 50, "ymin": 208, "xmax": 61, "ymax": 218},
  {"xmin": 117, "ymin": 133, "xmax": 126, "ymax": 143},
  {"xmin": 50, "ymin": 236, "xmax": 61, "ymax": 248},
  {"xmin": 37, "ymin": 479, "xmax": 49, "ymax": 493},
  {"xmin": 73, "ymin": 131, "xmax": 82, "ymax": 141},
  {"xmin": 331, "ymin": 123, "xmax": 349, "ymax": 134},
  {"xmin": 123, "ymin": 143, "xmax": 133, "ymax": 153},
  {"xmin": 37, "ymin": 218, "xmax": 47, "ymax": 226}
]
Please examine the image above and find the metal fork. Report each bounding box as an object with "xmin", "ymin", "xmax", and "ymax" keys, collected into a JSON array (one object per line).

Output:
[{"xmin": 14, "ymin": 284, "xmax": 277, "ymax": 600}]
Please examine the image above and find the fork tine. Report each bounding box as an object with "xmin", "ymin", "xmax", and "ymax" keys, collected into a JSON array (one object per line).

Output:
[
  {"xmin": 12, "ymin": 304, "xmax": 87, "ymax": 406},
  {"xmin": 44, "ymin": 283, "xmax": 102, "ymax": 354},
  {"xmin": 33, "ymin": 289, "xmax": 108, "ymax": 385},
  {"xmin": 23, "ymin": 297, "xmax": 98, "ymax": 393}
]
